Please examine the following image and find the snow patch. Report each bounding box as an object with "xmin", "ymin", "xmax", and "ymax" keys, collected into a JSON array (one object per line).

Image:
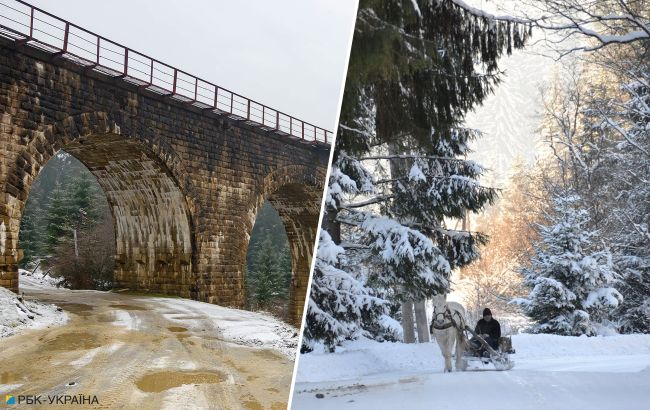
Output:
[
  {"xmin": 19, "ymin": 268, "xmax": 65, "ymax": 289},
  {"xmin": 147, "ymin": 297, "xmax": 298, "ymax": 359},
  {"xmin": 69, "ymin": 347, "xmax": 101, "ymax": 368},
  {"xmin": 111, "ymin": 309, "xmax": 139, "ymax": 330},
  {"xmin": 0, "ymin": 286, "xmax": 67, "ymax": 338}
]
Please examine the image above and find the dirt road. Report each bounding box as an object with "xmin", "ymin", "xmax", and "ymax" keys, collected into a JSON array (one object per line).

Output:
[{"xmin": 0, "ymin": 285, "xmax": 294, "ymax": 409}]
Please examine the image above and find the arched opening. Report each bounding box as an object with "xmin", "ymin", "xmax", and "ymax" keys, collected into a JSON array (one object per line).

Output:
[
  {"xmin": 245, "ymin": 201, "xmax": 292, "ymax": 317},
  {"xmin": 19, "ymin": 151, "xmax": 114, "ymax": 289},
  {"xmin": 9, "ymin": 132, "xmax": 196, "ymax": 297},
  {"xmin": 242, "ymin": 167, "xmax": 324, "ymax": 326}
]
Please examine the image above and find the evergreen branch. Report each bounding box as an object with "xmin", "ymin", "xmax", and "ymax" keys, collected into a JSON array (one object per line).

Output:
[
  {"xmin": 339, "ymin": 195, "xmax": 394, "ymax": 209},
  {"xmin": 359, "ymin": 154, "xmax": 473, "ymax": 162}
]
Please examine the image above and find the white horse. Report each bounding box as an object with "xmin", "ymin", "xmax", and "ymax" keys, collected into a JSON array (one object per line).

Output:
[{"xmin": 429, "ymin": 294, "xmax": 468, "ymax": 372}]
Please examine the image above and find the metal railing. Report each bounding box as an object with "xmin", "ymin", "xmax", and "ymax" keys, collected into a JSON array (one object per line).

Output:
[{"xmin": 0, "ymin": 0, "xmax": 331, "ymax": 145}]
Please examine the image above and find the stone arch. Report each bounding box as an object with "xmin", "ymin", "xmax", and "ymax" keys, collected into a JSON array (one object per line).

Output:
[
  {"xmin": 242, "ymin": 165, "xmax": 325, "ymax": 325},
  {"xmin": 0, "ymin": 111, "xmax": 199, "ymax": 297}
]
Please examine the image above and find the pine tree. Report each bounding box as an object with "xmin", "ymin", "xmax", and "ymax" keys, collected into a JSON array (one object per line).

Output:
[
  {"xmin": 303, "ymin": 231, "xmax": 392, "ymax": 351},
  {"xmin": 43, "ymin": 185, "xmax": 69, "ymax": 253},
  {"xmin": 18, "ymin": 210, "xmax": 38, "ymax": 265},
  {"xmin": 516, "ymin": 194, "xmax": 622, "ymax": 336},
  {"xmin": 611, "ymin": 68, "xmax": 650, "ymax": 333},
  {"xmin": 534, "ymin": 50, "xmax": 650, "ymax": 334},
  {"xmin": 249, "ymin": 232, "xmax": 284, "ymax": 309},
  {"xmin": 66, "ymin": 173, "xmax": 98, "ymax": 232},
  {"xmin": 306, "ymin": 0, "xmax": 529, "ymax": 349},
  {"xmin": 278, "ymin": 242, "xmax": 292, "ymax": 298}
]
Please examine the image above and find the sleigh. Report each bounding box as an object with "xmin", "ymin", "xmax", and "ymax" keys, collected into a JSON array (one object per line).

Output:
[{"xmin": 460, "ymin": 326, "xmax": 515, "ymax": 371}]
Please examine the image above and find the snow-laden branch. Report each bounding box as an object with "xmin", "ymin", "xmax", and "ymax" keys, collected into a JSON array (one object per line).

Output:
[{"xmin": 517, "ymin": 0, "xmax": 650, "ymax": 55}]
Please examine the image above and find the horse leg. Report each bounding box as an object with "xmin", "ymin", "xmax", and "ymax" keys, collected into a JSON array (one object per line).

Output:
[
  {"xmin": 439, "ymin": 331, "xmax": 453, "ymax": 372},
  {"xmin": 434, "ymin": 331, "xmax": 449, "ymax": 372},
  {"xmin": 455, "ymin": 331, "xmax": 466, "ymax": 371}
]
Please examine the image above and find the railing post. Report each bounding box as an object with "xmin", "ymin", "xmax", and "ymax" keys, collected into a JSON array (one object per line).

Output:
[
  {"xmin": 96, "ymin": 37, "xmax": 100, "ymax": 64},
  {"xmin": 28, "ymin": 7, "xmax": 34, "ymax": 38},
  {"xmin": 276, "ymin": 111, "xmax": 280, "ymax": 131},
  {"xmin": 62, "ymin": 22, "xmax": 69, "ymax": 52},
  {"xmin": 123, "ymin": 48, "xmax": 129, "ymax": 77},
  {"xmin": 172, "ymin": 69, "xmax": 177, "ymax": 94},
  {"xmin": 247, "ymin": 100, "xmax": 251, "ymax": 120},
  {"xmin": 262, "ymin": 106, "xmax": 265, "ymax": 125},
  {"xmin": 290, "ymin": 117, "xmax": 293, "ymax": 135},
  {"xmin": 213, "ymin": 86, "xmax": 218, "ymax": 109},
  {"xmin": 302, "ymin": 121, "xmax": 305, "ymax": 140},
  {"xmin": 194, "ymin": 78, "xmax": 198, "ymax": 102},
  {"xmin": 230, "ymin": 92, "xmax": 234, "ymax": 114}
]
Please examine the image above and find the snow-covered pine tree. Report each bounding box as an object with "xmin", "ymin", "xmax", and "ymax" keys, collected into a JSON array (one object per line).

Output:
[
  {"xmin": 305, "ymin": 0, "xmax": 530, "ymax": 350},
  {"xmin": 610, "ymin": 66, "xmax": 650, "ymax": 333},
  {"xmin": 303, "ymin": 231, "xmax": 391, "ymax": 351},
  {"xmin": 516, "ymin": 194, "xmax": 622, "ymax": 335}
]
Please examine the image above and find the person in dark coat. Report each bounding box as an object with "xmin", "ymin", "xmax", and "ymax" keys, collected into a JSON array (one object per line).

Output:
[{"xmin": 471, "ymin": 308, "xmax": 501, "ymax": 353}]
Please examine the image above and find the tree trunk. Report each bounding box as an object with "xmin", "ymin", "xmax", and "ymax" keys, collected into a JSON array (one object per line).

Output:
[
  {"xmin": 414, "ymin": 299, "xmax": 430, "ymax": 343},
  {"xmin": 402, "ymin": 300, "xmax": 416, "ymax": 343},
  {"xmin": 323, "ymin": 206, "xmax": 341, "ymax": 245},
  {"xmin": 73, "ymin": 228, "xmax": 79, "ymax": 258}
]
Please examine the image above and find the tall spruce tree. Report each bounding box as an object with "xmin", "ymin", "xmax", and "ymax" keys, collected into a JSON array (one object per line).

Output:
[
  {"xmin": 305, "ymin": 0, "xmax": 530, "ymax": 350},
  {"xmin": 66, "ymin": 174, "xmax": 99, "ymax": 231},
  {"xmin": 516, "ymin": 194, "xmax": 622, "ymax": 336},
  {"xmin": 248, "ymin": 232, "xmax": 287, "ymax": 309},
  {"xmin": 609, "ymin": 66, "xmax": 650, "ymax": 333},
  {"xmin": 43, "ymin": 185, "xmax": 68, "ymax": 253}
]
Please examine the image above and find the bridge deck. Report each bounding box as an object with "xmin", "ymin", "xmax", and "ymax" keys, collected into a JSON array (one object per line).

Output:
[{"xmin": 0, "ymin": 0, "xmax": 332, "ymax": 145}]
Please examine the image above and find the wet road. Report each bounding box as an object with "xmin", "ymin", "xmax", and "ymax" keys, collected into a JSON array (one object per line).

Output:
[{"xmin": 0, "ymin": 287, "xmax": 293, "ymax": 409}]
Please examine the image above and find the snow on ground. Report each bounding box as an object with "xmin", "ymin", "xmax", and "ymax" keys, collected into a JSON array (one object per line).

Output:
[
  {"xmin": 145, "ymin": 297, "xmax": 299, "ymax": 359},
  {"xmin": 292, "ymin": 334, "xmax": 650, "ymax": 409},
  {"xmin": 111, "ymin": 308, "xmax": 141, "ymax": 330},
  {"xmin": 19, "ymin": 267, "xmax": 64, "ymax": 289},
  {"xmin": 0, "ymin": 277, "xmax": 67, "ymax": 338},
  {"xmin": 14, "ymin": 266, "xmax": 298, "ymax": 357}
]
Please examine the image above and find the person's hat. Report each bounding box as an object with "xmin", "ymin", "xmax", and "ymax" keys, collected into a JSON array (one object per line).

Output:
[{"xmin": 483, "ymin": 308, "xmax": 492, "ymax": 316}]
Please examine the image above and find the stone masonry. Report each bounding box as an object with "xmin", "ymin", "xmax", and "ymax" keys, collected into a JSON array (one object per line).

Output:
[{"xmin": 0, "ymin": 38, "xmax": 328, "ymax": 326}]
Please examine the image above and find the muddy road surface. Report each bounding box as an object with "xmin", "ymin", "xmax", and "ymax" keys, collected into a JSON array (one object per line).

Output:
[{"xmin": 0, "ymin": 286, "xmax": 293, "ymax": 409}]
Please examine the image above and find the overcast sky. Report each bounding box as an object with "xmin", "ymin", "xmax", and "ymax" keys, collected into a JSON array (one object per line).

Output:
[{"xmin": 24, "ymin": 0, "xmax": 358, "ymax": 131}]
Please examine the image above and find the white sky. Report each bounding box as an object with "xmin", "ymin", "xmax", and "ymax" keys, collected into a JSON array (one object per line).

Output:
[{"xmin": 24, "ymin": 0, "xmax": 358, "ymax": 132}]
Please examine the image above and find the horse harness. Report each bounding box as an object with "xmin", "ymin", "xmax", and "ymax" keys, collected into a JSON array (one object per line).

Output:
[{"xmin": 430, "ymin": 305, "xmax": 464, "ymax": 332}]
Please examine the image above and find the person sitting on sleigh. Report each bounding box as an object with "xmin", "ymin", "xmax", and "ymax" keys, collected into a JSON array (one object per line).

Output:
[{"xmin": 470, "ymin": 308, "xmax": 501, "ymax": 354}]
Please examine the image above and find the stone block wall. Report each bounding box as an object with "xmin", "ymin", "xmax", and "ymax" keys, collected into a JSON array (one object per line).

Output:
[{"xmin": 0, "ymin": 39, "xmax": 328, "ymax": 325}]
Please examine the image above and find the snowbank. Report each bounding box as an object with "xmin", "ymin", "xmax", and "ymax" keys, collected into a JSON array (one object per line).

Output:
[
  {"xmin": 296, "ymin": 333, "xmax": 650, "ymax": 384},
  {"xmin": 0, "ymin": 286, "xmax": 67, "ymax": 338},
  {"xmin": 147, "ymin": 297, "xmax": 299, "ymax": 359},
  {"xmin": 19, "ymin": 267, "xmax": 64, "ymax": 289}
]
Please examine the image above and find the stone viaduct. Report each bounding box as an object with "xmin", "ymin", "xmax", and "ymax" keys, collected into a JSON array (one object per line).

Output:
[{"xmin": 0, "ymin": 6, "xmax": 330, "ymax": 325}]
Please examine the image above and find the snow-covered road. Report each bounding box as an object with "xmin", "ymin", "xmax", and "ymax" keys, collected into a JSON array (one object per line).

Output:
[{"xmin": 291, "ymin": 335, "xmax": 650, "ymax": 409}]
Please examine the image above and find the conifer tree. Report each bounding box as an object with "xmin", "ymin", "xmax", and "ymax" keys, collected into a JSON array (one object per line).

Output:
[
  {"xmin": 305, "ymin": 0, "xmax": 529, "ymax": 349},
  {"xmin": 18, "ymin": 206, "xmax": 40, "ymax": 265},
  {"xmin": 249, "ymin": 232, "xmax": 285, "ymax": 309},
  {"xmin": 278, "ymin": 242, "xmax": 292, "ymax": 297},
  {"xmin": 516, "ymin": 194, "xmax": 622, "ymax": 335},
  {"xmin": 610, "ymin": 69, "xmax": 650, "ymax": 333},
  {"xmin": 44, "ymin": 185, "xmax": 68, "ymax": 253},
  {"xmin": 66, "ymin": 173, "xmax": 98, "ymax": 232}
]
